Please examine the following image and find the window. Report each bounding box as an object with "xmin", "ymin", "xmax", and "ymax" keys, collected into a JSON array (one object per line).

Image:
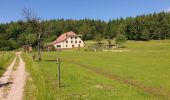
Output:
[
  {"xmin": 79, "ymin": 41, "xmax": 81, "ymax": 43},
  {"xmin": 75, "ymin": 37, "xmax": 77, "ymax": 39},
  {"xmin": 75, "ymin": 41, "xmax": 77, "ymax": 43},
  {"xmin": 66, "ymin": 45, "xmax": 67, "ymax": 47},
  {"xmin": 72, "ymin": 45, "xmax": 74, "ymax": 48},
  {"xmin": 71, "ymin": 37, "xmax": 73, "ymax": 39},
  {"xmin": 66, "ymin": 41, "xmax": 68, "ymax": 43},
  {"xmin": 57, "ymin": 45, "xmax": 61, "ymax": 48},
  {"xmin": 71, "ymin": 41, "xmax": 73, "ymax": 43}
]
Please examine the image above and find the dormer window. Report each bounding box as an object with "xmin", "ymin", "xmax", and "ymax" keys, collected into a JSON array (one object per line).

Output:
[
  {"xmin": 66, "ymin": 41, "xmax": 68, "ymax": 43},
  {"xmin": 71, "ymin": 37, "xmax": 73, "ymax": 39}
]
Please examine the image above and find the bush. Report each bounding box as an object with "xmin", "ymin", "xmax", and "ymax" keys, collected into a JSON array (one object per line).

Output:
[
  {"xmin": 115, "ymin": 34, "xmax": 127, "ymax": 48},
  {"xmin": 51, "ymin": 45, "xmax": 56, "ymax": 51},
  {"xmin": 31, "ymin": 53, "xmax": 37, "ymax": 61}
]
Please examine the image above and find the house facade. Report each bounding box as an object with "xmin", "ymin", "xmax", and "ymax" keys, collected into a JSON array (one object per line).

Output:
[{"xmin": 51, "ymin": 31, "xmax": 84, "ymax": 49}]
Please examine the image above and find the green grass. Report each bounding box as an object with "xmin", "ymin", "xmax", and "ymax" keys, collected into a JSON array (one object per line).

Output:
[
  {"xmin": 0, "ymin": 52, "xmax": 15, "ymax": 76},
  {"xmin": 23, "ymin": 40, "xmax": 170, "ymax": 100}
]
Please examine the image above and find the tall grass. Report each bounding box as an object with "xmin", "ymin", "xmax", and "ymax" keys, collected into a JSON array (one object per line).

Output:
[{"xmin": 0, "ymin": 52, "xmax": 15, "ymax": 76}]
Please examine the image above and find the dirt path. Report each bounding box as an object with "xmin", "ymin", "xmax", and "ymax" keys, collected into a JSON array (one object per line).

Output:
[
  {"xmin": 0, "ymin": 56, "xmax": 17, "ymax": 98},
  {"xmin": 0, "ymin": 52, "xmax": 27, "ymax": 100}
]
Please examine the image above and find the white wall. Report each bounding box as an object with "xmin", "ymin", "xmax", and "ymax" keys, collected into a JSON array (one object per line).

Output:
[{"xmin": 54, "ymin": 36, "xmax": 84, "ymax": 49}]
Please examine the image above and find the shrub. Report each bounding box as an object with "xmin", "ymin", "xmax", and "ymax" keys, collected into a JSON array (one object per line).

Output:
[{"xmin": 115, "ymin": 34, "xmax": 127, "ymax": 48}]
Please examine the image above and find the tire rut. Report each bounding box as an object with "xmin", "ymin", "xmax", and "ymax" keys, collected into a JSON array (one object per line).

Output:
[{"xmin": 62, "ymin": 59, "xmax": 170, "ymax": 99}]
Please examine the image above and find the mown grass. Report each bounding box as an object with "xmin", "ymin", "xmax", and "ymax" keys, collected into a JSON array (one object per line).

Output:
[
  {"xmin": 0, "ymin": 52, "xmax": 15, "ymax": 76},
  {"xmin": 23, "ymin": 40, "xmax": 170, "ymax": 100}
]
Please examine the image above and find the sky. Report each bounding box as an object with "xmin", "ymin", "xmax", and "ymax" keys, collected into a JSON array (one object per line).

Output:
[{"xmin": 1, "ymin": 0, "xmax": 170, "ymax": 23}]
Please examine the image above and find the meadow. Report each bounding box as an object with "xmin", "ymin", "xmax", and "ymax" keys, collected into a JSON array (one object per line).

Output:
[
  {"xmin": 22, "ymin": 40, "xmax": 170, "ymax": 100},
  {"xmin": 0, "ymin": 52, "xmax": 14, "ymax": 76}
]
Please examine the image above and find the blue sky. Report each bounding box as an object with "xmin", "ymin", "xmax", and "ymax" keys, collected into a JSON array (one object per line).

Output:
[{"xmin": 1, "ymin": 0, "xmax": 170, "ymax": 23}]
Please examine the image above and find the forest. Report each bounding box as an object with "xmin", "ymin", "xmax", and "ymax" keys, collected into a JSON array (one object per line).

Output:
[{"xmin": 0, "ymin": 11, "xmax": 170, "ymax": 50}]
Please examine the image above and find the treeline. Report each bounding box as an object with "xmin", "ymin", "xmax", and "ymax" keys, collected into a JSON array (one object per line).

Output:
[{"xmin": 0, "ymin": 11, "xmax": 170, "ymax": 50}]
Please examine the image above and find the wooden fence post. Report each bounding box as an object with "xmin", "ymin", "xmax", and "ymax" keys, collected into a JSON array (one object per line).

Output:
[{"xmin": 57, "ymin": 58, "xmax": 61, "ymax": 87}]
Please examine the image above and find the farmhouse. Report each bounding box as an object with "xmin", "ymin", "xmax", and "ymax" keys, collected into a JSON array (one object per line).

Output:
[{"xmin": 51, "ymin": 31, "xmax": 84, "ymax": 49}]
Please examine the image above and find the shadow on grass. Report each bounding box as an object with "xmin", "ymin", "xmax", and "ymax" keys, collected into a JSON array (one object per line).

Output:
[
  {"xmin": 42, "ymin": 59, "xmax": 63, "ymax": 63},
  {"xmin": 33, "ymin": 59, "xmax": 58, "ymax": 62},
  {"xmin": 0, "ymin": 82, "xmax": 13, "ymax": 88},
  {"xmin": 55, "ymin": 82, "xmax": 70, "ymax": 88},
  {"xmin": 0, "ymin": 67, "xmax": 6, "ymax": 71},
  {"xmin": 42, "ymin": 59, "xmax": 57, "ymax": 62}
]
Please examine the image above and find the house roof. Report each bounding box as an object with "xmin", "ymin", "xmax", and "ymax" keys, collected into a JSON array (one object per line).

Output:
[{"xmin": 52, "ymin": 31, "xmax": 77, "ymax": 44}]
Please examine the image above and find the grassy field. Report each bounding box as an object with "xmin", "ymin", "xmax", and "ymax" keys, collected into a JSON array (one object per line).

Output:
[
  {"xmin": 0, "ymin": 52, "xmax": 14, "ymax": 76},
  {"xmin": 23, "ymin": 40, "xmax": 170, "ymax": 100}
]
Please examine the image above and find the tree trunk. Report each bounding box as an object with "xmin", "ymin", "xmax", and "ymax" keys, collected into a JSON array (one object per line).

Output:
[{"xmin": 38, "ymin": 33, "xmax": 41, "ymax": 61}]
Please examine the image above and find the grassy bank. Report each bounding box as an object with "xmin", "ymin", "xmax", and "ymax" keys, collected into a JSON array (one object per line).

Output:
[
  {"xmin": 23, "ymin": 40, "xmax": 170, "ymax": 100},
  {"xmin": 0, "ymin": 52, "xmax": 15, "ymax": 76}
]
